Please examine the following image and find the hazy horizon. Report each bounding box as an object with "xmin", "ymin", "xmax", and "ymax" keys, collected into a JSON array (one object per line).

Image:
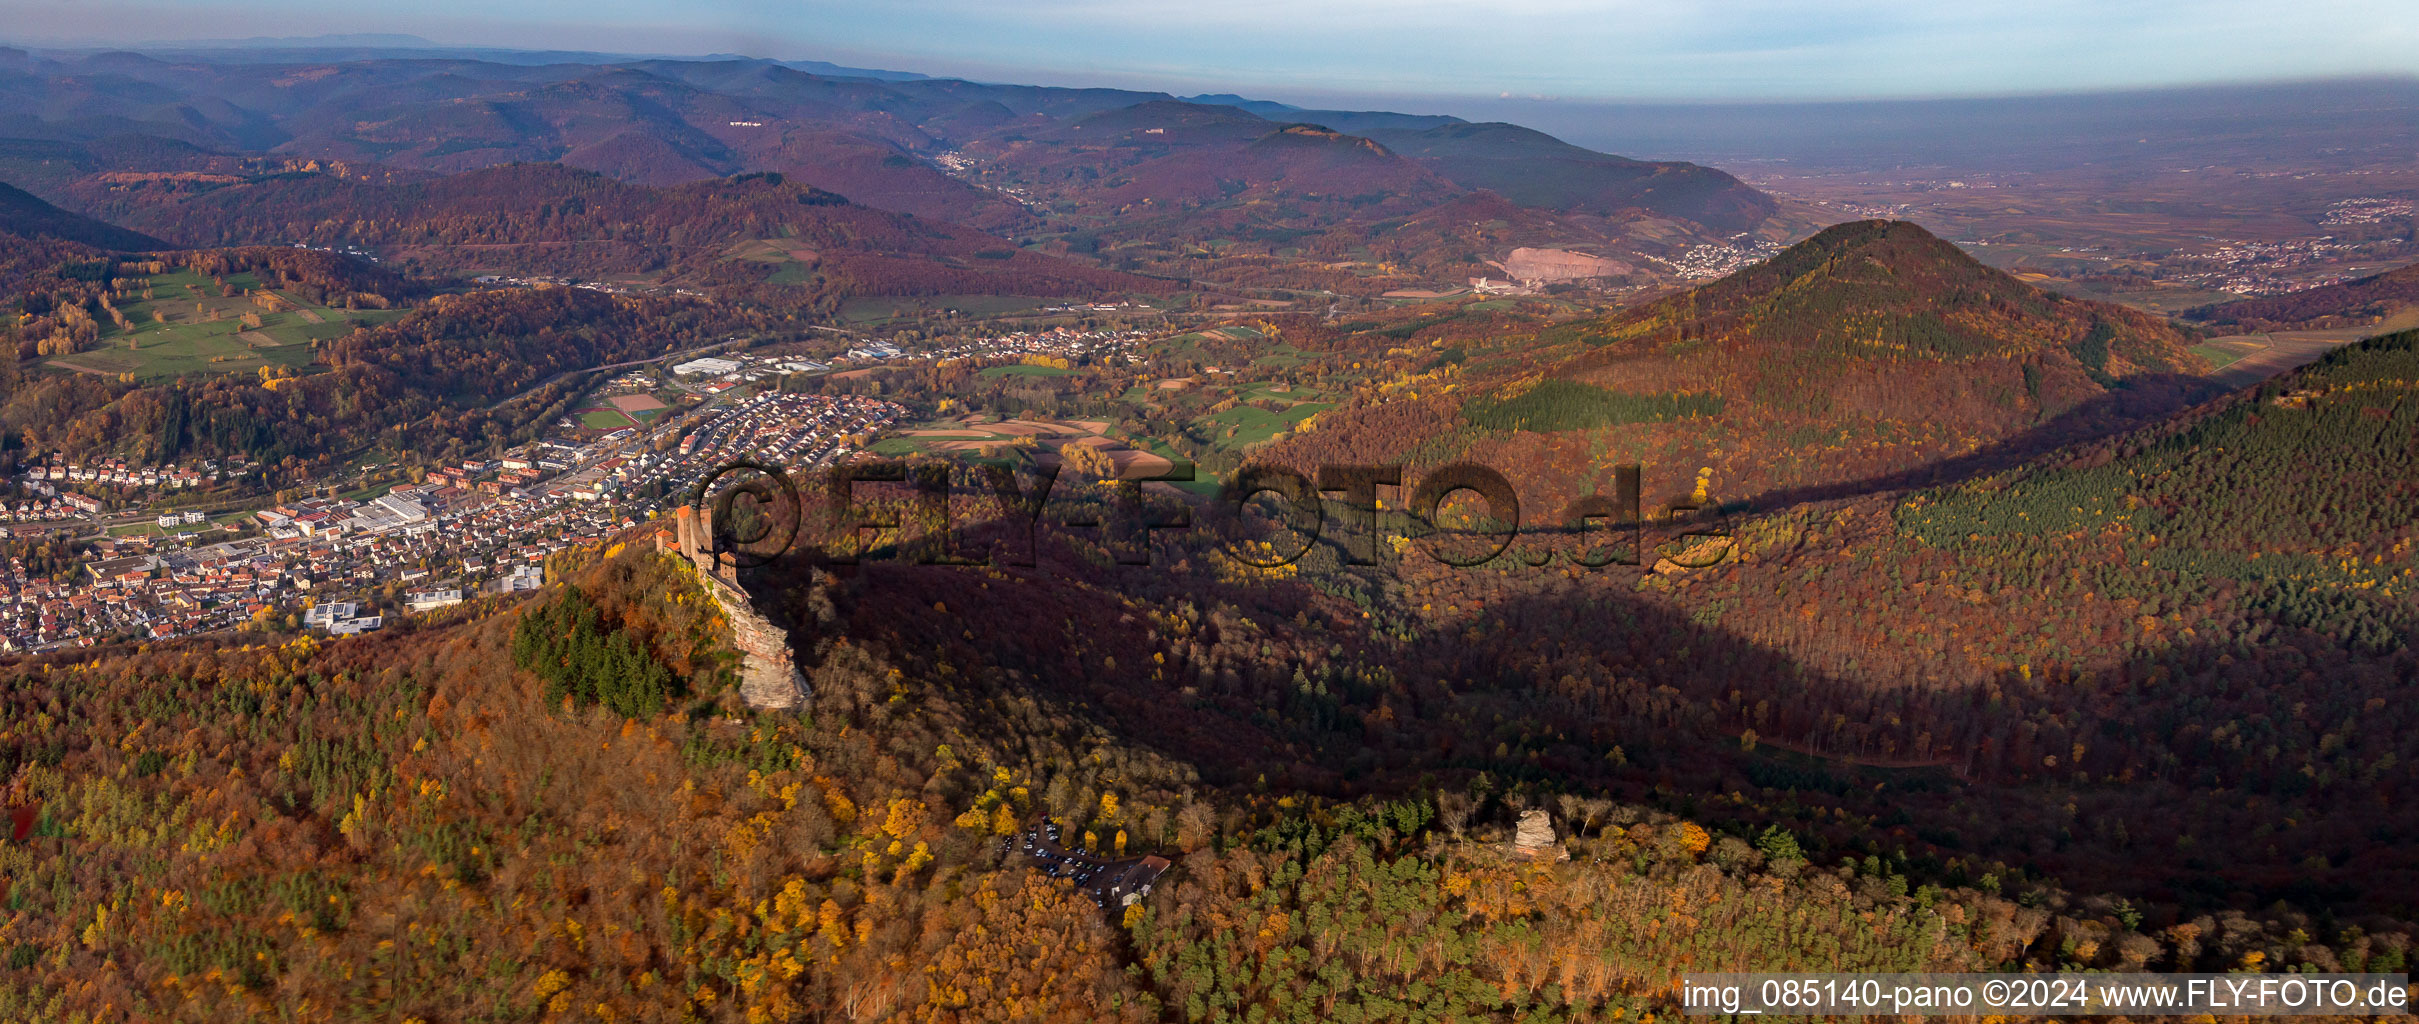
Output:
[
  {"xmin": 5, "ymin": 1, "xmax": 2416, "ymax": 103},
  {"xmin": 7, "ymin": 29, "xmax": 2412, "ymax": 171}
]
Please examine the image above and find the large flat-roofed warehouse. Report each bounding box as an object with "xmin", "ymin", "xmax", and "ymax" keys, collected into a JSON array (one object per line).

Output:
[{"xmin": 671, "ymin": 356, "xmax": 742, "ymax": 377}]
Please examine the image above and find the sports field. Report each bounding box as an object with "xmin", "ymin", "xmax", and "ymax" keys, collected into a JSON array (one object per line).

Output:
[{"xmin": 578, "ymin": 408, "xmax": 639, "ymax": 429}]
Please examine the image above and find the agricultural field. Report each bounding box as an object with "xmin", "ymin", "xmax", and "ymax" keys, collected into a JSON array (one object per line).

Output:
[
  {"xmin": 2190, "ymin": 341, "xmax": 2249, "ymax": 369},
  {"xmin": 1088, "ymin": 323, "xmax": 1365, "ymax": 465},
  {"xmin": 42, "ymin": 268, "xmax": 401, "ymax": 381},
  {"xmin": 869, "ymin": 415, "xmax": 1181, "ymax": 481},
  {"xmin": 870, "ymin": 416, "xmax": 1095, "ymax": 456},
  {"xmin": 1201, "ymin": 385, "xmax": 1334, "ymax": 447},
  {"xmin": 860, "ymin": 321, "xmax": 1359, "ymax": 492},
  {"xmin": 1149, "ymin": 324, "xmax": 1277, "ymax": 361},
  {"xmin": 722, "ymin": 237, "xmax": 818, "ymax": 286},
  {"xmin": 2191, "ymin": 321, "xmax": 2408, "ymax": 387}
]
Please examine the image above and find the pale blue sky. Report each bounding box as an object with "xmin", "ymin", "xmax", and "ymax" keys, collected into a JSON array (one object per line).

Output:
[{"xmin": 5, "ymin": 0, "xmax": 2416, "ymax": 101}]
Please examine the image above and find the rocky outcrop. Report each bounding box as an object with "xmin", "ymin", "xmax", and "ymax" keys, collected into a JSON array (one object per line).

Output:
[
  {"xmin": 1507, "ymin": 809, "xmax": 1569, "ymax": 861},
  {"xmin": 657, "ymin": 506, "xmax": 809, "ymax": 711},
  {"xmin": 702, "ymin": 572, "xmax": 809, "ymax": 710},
  {"xmin": 1651, "ymin": 534, "xmax": 1736, "ymax": 575}
]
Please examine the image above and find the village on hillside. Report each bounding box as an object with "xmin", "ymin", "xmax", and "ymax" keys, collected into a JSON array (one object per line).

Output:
[{"xmin": 0, "ymin": 367, "xmax": 906, "ymax": 652}]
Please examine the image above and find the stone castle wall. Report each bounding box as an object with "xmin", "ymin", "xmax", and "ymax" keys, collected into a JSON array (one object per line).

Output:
[{"xmin": 660, "ymin": 506, "xmax": 810, "ymax": 710}]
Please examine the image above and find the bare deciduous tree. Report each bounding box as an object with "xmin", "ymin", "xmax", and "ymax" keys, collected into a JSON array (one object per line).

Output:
[{"xmin": 1437, "ymin": 790, "xmax": 1475, "ymax": 840}]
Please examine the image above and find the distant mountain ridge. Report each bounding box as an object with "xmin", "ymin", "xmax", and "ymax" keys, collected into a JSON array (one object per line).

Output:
[
  {"xmin": 66, "ymin": 163, "xmax": 1158, "ymax": 300},
  {"xmin": 0, "ymin": 48, "xmax": 1791, "ymax": 288},
  {"xmin": 120, "ymin": 32, "xmax": 448, "ymax": 50},
  {"xmin": 27, "ymin": 36, "xmax": 934, "ymax": 79}
]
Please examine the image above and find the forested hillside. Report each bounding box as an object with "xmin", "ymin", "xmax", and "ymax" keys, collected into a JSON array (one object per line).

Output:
[
  {"xmin": 3, "ymin": 531, "xmax": 2406, "ymax": 1023},
  {"xmin": 1632, "ymin": 327, "xmax": 2419, "ymax": 902},
  {"xmin": 0, "ymin": 180, "xmax": 163, "ymax": 253},
  {"xmin": 0, "ymin": 180, "xmax": 166, "ymax": 294},
  {"xmin": 769, "ymin": 327, "xmax": 2416, "ymax": 927},
  {"xmin": 64, "ymin": 165, "xmax": 1165, "ymax": 303}
]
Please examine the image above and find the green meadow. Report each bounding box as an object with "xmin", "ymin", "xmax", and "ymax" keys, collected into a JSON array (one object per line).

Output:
[{"xmin": 44, "ymin": 268, "xmax": 401, "ymax": 381}]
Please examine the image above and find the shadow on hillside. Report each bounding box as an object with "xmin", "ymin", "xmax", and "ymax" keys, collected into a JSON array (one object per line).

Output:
[
  {"xmin": 1727, "ymin": 372, "xmax": 2233, "ymax": 515},
  {"xmin": 744, "ymin": 512, "xmax": 2416, "ymax": 917},
  {"xmin": 1364, "ymin": 577, "xmax": 2415, "ymax": 917}
]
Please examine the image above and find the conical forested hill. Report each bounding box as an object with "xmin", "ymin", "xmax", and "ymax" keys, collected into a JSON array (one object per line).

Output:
[
  {"xmin": 1273, "ymin": 220, "xmax": 2218, "ymax": 513},
  {"xmin": 1584, "ymin": 218, "xmax": 2199, "ymax": 387}
]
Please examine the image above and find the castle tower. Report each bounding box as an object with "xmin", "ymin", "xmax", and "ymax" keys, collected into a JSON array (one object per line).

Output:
[{"xmin": 673, "ymin": 504, "xmax": 701, "ymax": 564}]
